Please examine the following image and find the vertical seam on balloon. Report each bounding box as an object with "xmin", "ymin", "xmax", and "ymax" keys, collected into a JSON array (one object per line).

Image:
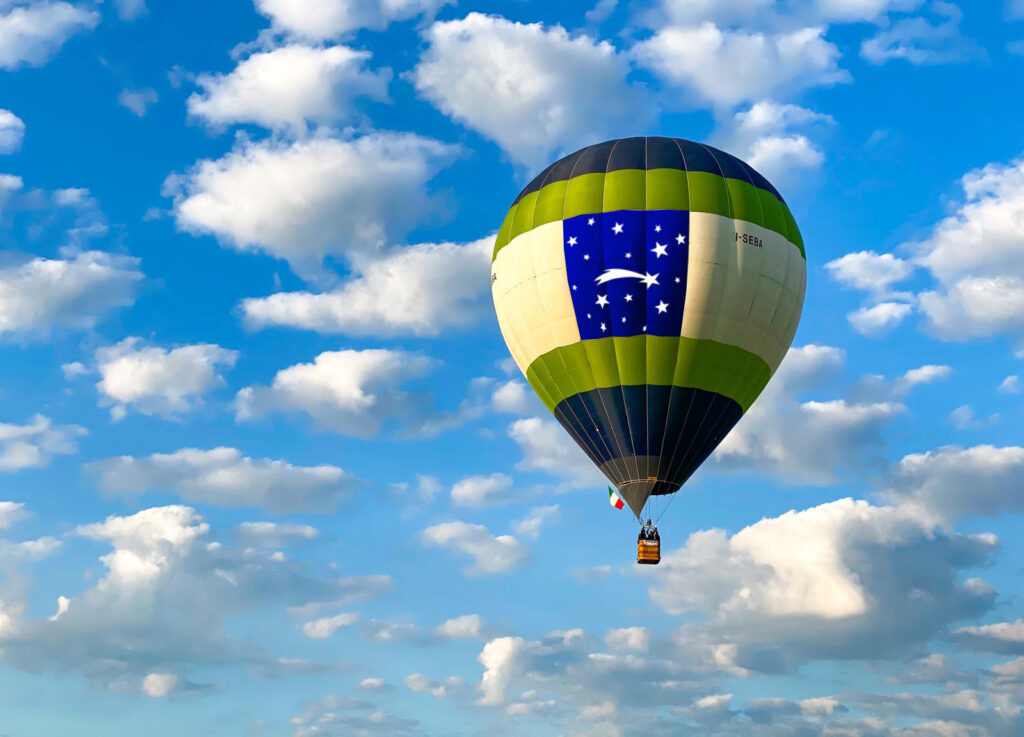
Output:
[
  {"xmin": 735, "ymin": 157, "xmax": 778, "ymax": 381},
  {"xmin": 650, "ymin": 137, "xmax": 692, "ymax": 494},
  {"xmin": 602, "ymin": 137, "xmax": 641, "ymax": 488},
  {"xmin": 670, "ymin": 144, "xmax": 742, "ymax": 478}
]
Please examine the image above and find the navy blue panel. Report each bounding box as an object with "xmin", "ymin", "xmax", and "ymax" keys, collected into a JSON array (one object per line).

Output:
[
  {"xmin": 646, "ymin": 137, "xmax": 685, "ymax": 170},
  {"xmin": 607, "ymin": 137, "xmax": 646, "ymax": 172},
  {"xmin": 550, "ymin": 386, "xmax": 743, "ymax": 492},
  {"xmin": 704, "ymin": 144, "xmax": 749, "ymax": 183},
  {"xmin": 563, "ymin": 210, "xmax": 689, "ymax": 340},
  {"xmin": 511, "ymin": 138, "xmax": 785, "ymax": 208},
  {"xmin": 675, "ymin": 139, "xmax": 722, "ymax": 176}
]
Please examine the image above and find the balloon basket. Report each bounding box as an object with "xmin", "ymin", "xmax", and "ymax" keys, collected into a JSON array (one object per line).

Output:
[{"xmin": 637, "ymin": 539, "xmax": 661, "ymax": 565}]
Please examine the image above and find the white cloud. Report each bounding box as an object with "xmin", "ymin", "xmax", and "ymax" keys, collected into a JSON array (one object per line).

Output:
[
  {"xmin": 861, "ymin": 2, "xmax": 981, "ymax": 65},
  {"xmin": 0, "ymin": 109, "xmax": 25, "ymax": 153},
  {"xmin": 644, "ymin": 0, "xmax": 923, "ymax": 26},
  {"xmin": 240, "ymin": 237, "xmax": 492, "ymax": 336},
  {"xmin": 0, "ymin": 1, "xmax": 98, "ymax": 70},
  {"xmin": 413, "ymin": 13, "xmax": 650, "ymax": 169},
  {"xmin": 0, "ymin": 505, "xmax": 388, "ymax": 688},
  {"xmin": 405, "ymin": 673, "xmax": 470, "ymax": 698},
  {"xmin": 604, "ymin": 627, "xmax": 651, "ymax": 653},
  {"xmin": 289, "ymin": 695, "xmax": 421, "ymax": 737},
  {"xmin": 947, "ymin": 404, "xmax": 999, "ymax": 431},
  {"xmin": 509, "ymin": 417, "xmax": 604, "ymax": 486},
  {"xmin": 954, "ymin": 620, "xmax": 1024, "ymax": 654},
  {"xmin": 0, "ymin": 414, "xmax": 85, "ymax": 471},
  {"xmin": 450, "ymin": 473, "xmax": 515, "ymax": 508},
  {"xmin": 421, "ymin": 521, "xmax": 530, "ymax": 576},
  {"xmin": 188, "ymin": 44, "xmax": 389, "ymax": 133},
  {"xmin": 114, "ymin": 0, "xmax": 146, "ymax": 20},
  {"xmin": 302, "ymin": 612, "xmax": 359, "ymax": 639},
  {"xmin": 436, "ymin": 614, "xmax": 484, "ymax": 640},
  {"xmin": 885, "ymin": 445, "xmax": 1024, "ymax": 522},
  {"xmin": 848, "ymin": 302, "xmax": 914, "ymax": 336},
  {"xmin": 998, "ymin": 375, "xmax": 1021, "ymax": 394},
  {"xmin": 255, "ymin": 0, "xmax": 450, "ymax": 41},
  {"xmin": 94, "ymin": 338, "xmax": 238, "ymax": 419},
  {"xmin": 492, "ymin": 379, "xmax": 535, "ymax": 414},
  {"xmin": 648, "ymin": 498, "xmax": 996, "ymax": 664},
  {"xmin": 0, "ymin": 250, "xmax": 142, "ymax": 340},
  {"xmin": 235, "ymin": 349, "xmax": 437, "ymax": 437},
  {"xmin": 716, "ymin": 100, "xmax": 833, "ymax": 185},
  {"xmin": 715, "ymin": 346, "xmax": 905, "ymax": 484},
  {"xmin": 141, "ymin": 672, "xmax": 178, "ymax": 698},
  {"xmin": 825, "ymin": 250, "xmax": 916, "ymax": 295},
  {"xmin": 118, "ymin": 88, "xmax": 157, "ymax": 117},
  {"xmin": 87, "ymin": 447, "xmax": 359, "ymax": 513},
  {"xmin": 511, "ymin": 505, "xmax": 559, "ymax": 540},
  {"xmin": 634, "ymin": 24, "xmax": 848, "ymax": 109},
  {"xmin": 165, "ymin": 133, "xmax": 456, "ymax": 279},
  {"xmin": 0, "ymin": 501, "xmax": 30, "ymax": 530}
]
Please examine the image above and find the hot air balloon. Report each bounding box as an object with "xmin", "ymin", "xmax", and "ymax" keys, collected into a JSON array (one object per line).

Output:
[{"xmin": 489, "ymin": 138, "xmax": 806, "ymax": 562}]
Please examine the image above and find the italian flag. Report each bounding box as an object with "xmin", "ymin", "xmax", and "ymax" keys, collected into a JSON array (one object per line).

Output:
[{"xmin": 608, "ymin": 487, "xmax": 625, "ymax": 510}]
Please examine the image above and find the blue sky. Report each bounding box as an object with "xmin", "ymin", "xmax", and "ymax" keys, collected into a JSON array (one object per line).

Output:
[{"xmin": 0, "ymin": 0, "xmax": 1024, "ymax": 735}]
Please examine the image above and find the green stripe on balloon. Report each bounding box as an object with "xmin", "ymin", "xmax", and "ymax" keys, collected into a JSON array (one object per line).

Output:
[
  {"xmin": 492, "ymin": 168, "xmax": 804, "ymax": 260},
  {"xmin": 525, "ymin": 336, "xmax": 771, "ymax": 413}
]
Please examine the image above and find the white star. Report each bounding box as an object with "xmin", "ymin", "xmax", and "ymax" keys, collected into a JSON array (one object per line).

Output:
[
  {"xmin": 621, "ymin": 317, "xmax": 626, "ymax": 323},
  {"xmin": 641, "ymin": 273, "xmax": 659, "ymax": 289},
  {"xmin": 588, "ymin": 217, "xmax": 595, "ymax": 226},
  {"xmin": 624, "ymin": 293, "xmax": 633, "ymax": 302},
  {"xmin": 572, "ymin": 285, "xmax": 577, "ymax": 290},
  {"xmin": 600, "ymin": 322, "xmax": 607, "ymax": 332},
  {"xmin": 643, "ymin": 325, "xmax": 647, "ymax": 332},
  {"xmin": 651, "ymin": 243, "xmax": 668, "ymax": 258},
  {"xmin": 625, "ymin": 252, "xmax": 632, "ymax": 258},
  {"xmin": 656, "ymin": 300, "xmax": 669, "ymax": 314},
  {"xmin": 676, "ymin": 233, "xmax": 685, "ymax": 245},
  {"xmin": 674, "ymin": 277, "xmax": 681, "ymax": 283},
  {"xmin": 655, "ymin": 225, "xmax": 661, "ymax": 232},
  {"xmin": 587, "ymin": 313, "xmax": 592, "ymax": 319},
  {"xmin": 596, "ymin": 294, "xmax": 609, "ymax": 308},
  {"xmin": 568, "ymin": 236, "xmax": 577, "ymax": 246},
  {"xmin": 612, "ymin": 222, "xmax": 624, "ymax": 234},
  {"xmin": 583, "ymin": 254, "xmax": 590, "ymax": 261}
]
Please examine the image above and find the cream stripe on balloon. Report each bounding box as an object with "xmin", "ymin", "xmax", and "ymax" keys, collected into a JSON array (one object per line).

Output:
[
  {"xmin": 681, "ymin": 213, "xmax": 804, "ymax": 372},
  {"xmin": 491, "ymin": 220, "xmax": 581, "ymax": 374}
]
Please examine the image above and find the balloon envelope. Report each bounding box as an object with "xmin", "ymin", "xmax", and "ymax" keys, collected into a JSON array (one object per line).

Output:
[{"xmin": 491, "ymin": 137, "xmax": 806, "ymax": 517}]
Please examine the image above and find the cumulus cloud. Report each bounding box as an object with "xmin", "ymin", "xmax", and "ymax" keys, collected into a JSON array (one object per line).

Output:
[
  {"xmin": 509, "ymin": 417, "xmax": 604, "ymax": 486},
  {"xmin": 450, "ymin": 473, "xmax": 515, "ymax": 508},
  {"xmin": 0, "ymin": 414, "xmax": 85, "ymax": 471},
  {"xmin": 405, "ymin": 672, "xmax": 471, "ymax": 699},
  {"xmin": 714, "ymin": 346, "xmax": 906, "ymax": 484},
  {"xmin": 164, "ymin": 132, "xmax": 456, "ymax": 279},
  {"xmin": 861, "ymin": 2, "xmax": 982, "ymax": 66},
  {"xmin": 648, "ymin": 498, "xmax": 997, "ymax": 666},
  {"xmin": 94, "ymin": 338, "xmax": 238, "ymax": 419},
  {"xmin": 0, "ymin": 505, "xmax": 390, "ymax": 688},
  {"xmin": 301, "ymin": 612, "xmax": 360, "ymax": 640},
  {"xmin": 86, "ymin": 447, "xmax": 359, "ymax": 513},
  {"xmin": 0, "ymin": 1, "xmax": 98, "ymax": 70},
  {"xmin": 826, "ymin": 250, "xmax": 916, "ymax": 296},
  {"xmin": 188, "ymin": 44, "xmax": 390, "ymax": 133},
  {"xmin": 954, "ymin": 620, "xmax": 1024, "ymax": 655},
  {"xmin": 0, "ymin": 109, "xmax": 25, "ymax": 153},
  {"xmin": 848, "ymin": 301, "xmax": 915, "ymax": 336},
  {"xmin": 118, "ymin": 88, "xmax": 157, "ymax": 117},
  {"xmin": 436, "ymin": 614, "xmax": 484, "ymax": 640},
  {"xmin": 511, "ymin": 505, "xmax": 559, "ymax": 540},
  {"xmin": 491, "ymin": 379, "xmax": 536, "ymax": 415},
  {"xmin": 235, "ymin": 348, "xmax": 439, "ymax": 437},
  {"xmin": 0, "ymin": 250, "xmax": 142, "ymax": 340},
  {"xmin": 421, "ymin": 521, "xmax": 530, "ymax": 576},
  {"xmin": 413, "ymin": 13, "xmax": 650, "ymax": 169},
  {"xmin": 715, "ymin": 100, "xmax": 834, "ymax": 185},
  {"xmin": 255, "ymin": 0, "xmax": 450, "ymax": 41},
  {"xmin": 289, "ymin": 695, "xmax": 421, "ymax": 737},
  {"xmin": 998, "ymin": 375, "xmax": 1020, "ymax": 394},
  {"xmin": 884, "ymin": 445, "xmax": 1024, "ymax": 522},
  {"xmin": 633, "ymin": 24, "xmax": 848, "ymax": 109},
  {"xmin": 240, "ymin": 237, "xmax": 492, "ymax": 336}
]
